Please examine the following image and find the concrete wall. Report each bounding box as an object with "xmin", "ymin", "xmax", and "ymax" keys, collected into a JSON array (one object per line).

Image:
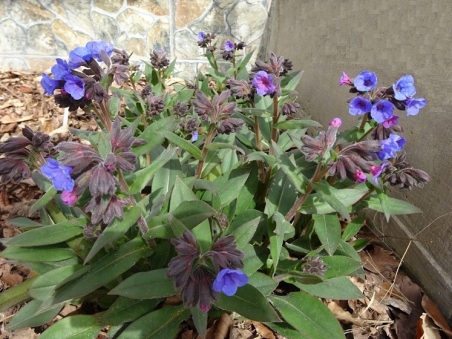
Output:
[
  {"xmin": 264, "ymin": 0, "xmax": 452, "ymax": 323},
  {"xmin": 0, "ymin": 0, "xmax": 271, "ymax": 76}
]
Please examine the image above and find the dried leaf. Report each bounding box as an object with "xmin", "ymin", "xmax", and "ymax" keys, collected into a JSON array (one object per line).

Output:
[{"xmin": 421, "ymin": 294, "xmax": 452, "ymax": 336}]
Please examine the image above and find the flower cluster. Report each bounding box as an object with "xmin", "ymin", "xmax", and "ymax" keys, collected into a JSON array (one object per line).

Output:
[
  {"xmin": 343, "ymin": 71, "xmax": 426, "ymax": 128},
  {"xmin": 301, "ymin": 117, "xmax": 342, "ymax": 161},
  {"xmin": 167, "ymin": 231, "xmax": 246, "ymax": 312},
  {"xmin": 54, "ymin": 118, "xmax": 144, "ymax": 223},
  {"xmin": 220, "ymin": 39, "xmax": 245, "ymax": 61}
]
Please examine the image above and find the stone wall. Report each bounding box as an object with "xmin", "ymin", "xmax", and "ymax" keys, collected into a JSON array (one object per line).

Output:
[
  {"xmin": 264, "ymin": 0, "xmax": 452, "ymax": 324},
  {"xmin": 0, "ymin": 0, "xmax": 271, "ymax": 76}
]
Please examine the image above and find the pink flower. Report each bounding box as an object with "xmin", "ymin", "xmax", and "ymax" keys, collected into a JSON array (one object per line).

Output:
[
  {"xmin": 382, "ymin": 115, "xmax": 399, "ymax": 128},
  {"xmin": 370, "ymin": 162, "xmax": 389, "ymax": 184},
  {"xmin": 354, "ymin": 169, "xmax": 366, "ymax": 183},
  {"xmin": 339, "ymin": 72, "xmax": 353, "ymax": 86},
  {"xmin": 61, "ymin": 189, "xmax": 77, "ymax": 206},
  {"xmin": 329, "ymin": 118, "xmax": 342, "ymax": 127},
  {"xmin": 252, "ymin": 71, "xmax": 276, "ymax": 96}
]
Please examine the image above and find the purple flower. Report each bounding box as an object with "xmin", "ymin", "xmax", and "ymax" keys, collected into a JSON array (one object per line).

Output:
[
  {"xmin": 252, "ymin": 71, "xmax": 276, "ymax": 96},
  {"xmin": 224, "ymin": 40, "xmax": 234, "ymax": 52},
  {"xmin": 197, "ymin": 31, "xmax": 206, "ymax": 42},
  {"xmin": 349, "ymin": 97, "xmax": 372, "ymax": 116},
  {"xmin": 61, "ymin": 189, "xmax": 77, "ymax": 206},
  {"xmin": 371, "ymin": 162, "xmax": 389, "ymax": 184},
  {"xmin": 41, "ymin": 74, "xmax": 62, "ymax": 95},
  {"xmin": 393, "ymin": 75, "xmax": 416, "ymax": 100},
  {"xmin": 339, "ymin": 72, "xmax": 353, "ymax": 86},
  {"xmin": 354, "ymin": 169, "xmax": 367, "ymax": 183},
  {"xmin": 406, "ymin": 98, "xmax": 426, "ymax": 116},
  {"xmin": 63, "ymin": 75, "xmax": 85, "ymax": 100},
  {"xmin": 68, "ymin": 46, "xmax": 91, "ymax": 68},
  {"xmin": 86, "ymin": 40, "xmax": 114, "ymax": 61},
  {"xmin": 371, "ymin": 100, "xmax": 395, "ymax": 123},
  {"xmin": 378, "ymin": 134, "xmax": 406, "ymax": 160},
  {"xmin": 354, "ymin": 70, "xmax": 377, "ymax": 92},
  {"xmin": 382, "ymin": 115, "xmax": 399, "ymax": 128},
  {"xmin": 191, "ymin": 131, "xmax": 198, "ymax": 142},
  {"xmin": 213, "ymin": 268, "xmax": 248, "ymax": 296},
  {"xmin": 51, "ymin": 58, "xmax": 71, "ymax": 80},
  {"xmin": 41, "ymin": 158, "xmax": 75, "ymax": 192}
]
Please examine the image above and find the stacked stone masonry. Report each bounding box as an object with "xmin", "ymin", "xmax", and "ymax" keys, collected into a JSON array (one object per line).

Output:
[{"xmin": 0, "ymin": 0, "xmax": 271, "ymax": 78}]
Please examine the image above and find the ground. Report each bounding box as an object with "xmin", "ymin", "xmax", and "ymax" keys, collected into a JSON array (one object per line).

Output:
[{"xmin": 0, "ymin": 71, "xmax": 451, "ymax": 339}]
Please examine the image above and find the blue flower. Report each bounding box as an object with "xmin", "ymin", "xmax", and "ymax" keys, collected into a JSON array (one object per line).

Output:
[
  {"xmin": 41, "ymin": 158, "xmax": 75, "ymax": 192},
  {"xmin": 393, "ymin": 75, "xmax": 416, "ymax": 100},
  {"xmin": 371, "ymin": 162, "xmax": 389, "ymax": 184},
  {"xmin": 51, "ymin": 58, "xmax": 71, "ymax": 80},
  {"xmin": 68, "ymin": 46, "xmax": 92, "ymax": 68},
  {"xmin": 377, "ymin": 134, "xmax": 406, "ymax": 160},
  {"xmin": 349, "ymin": 97, "xmax": 372, "ymax": 115},
  {"xmin": 252, "ymin": 71, "xmax": 276, "ymax": 96},
  {"xmin": 197, "ymin": 31, "xmax": 206, "ymax": 42},
  {"xmin": 406, "ymin": 98, "xmax": 426, "ymax": 116},
  {"xmin": 354, "ymin": 70, "xmax": 377, "ymax": 92},
  {"xmin": 191, "ymin": 131, "xmax": 198, "ymax": 142},
  {"xmin": 86, "ymin": 40, "xmax": 114, "ymax": 61},
  {"xmin": 213, "ymin": 268, "xmax": 248, "ymax": 296},
  {"xmin": 63, "ymin": 75, "xmax": 85, "ymax": 100},
  {"xmin": 40, "ymin": 73, "xmax": 62, "ymax": 95},
  {"xmin": 371, "ymin": 100, "xmax": 395, "ymax": 123},
  {"xmin": 224, "ymin": 40, "xmax": 235, "ymax": 52}
]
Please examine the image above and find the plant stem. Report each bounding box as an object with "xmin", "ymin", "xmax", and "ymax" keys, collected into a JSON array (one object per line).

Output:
[
  {"xmin": 195, "ymin": 127, "xmax": 216, "ymax": 178},
  {"xmin": 270, "ymin": 96, "xmax": 279, "ymax": 155},
  {"xmin": 285, "ymin": 163, "xmax": 328, "ymax": 222},
  {"xmin": 99, "ymin": 100, "xmax": 112, "ymax": 131}
]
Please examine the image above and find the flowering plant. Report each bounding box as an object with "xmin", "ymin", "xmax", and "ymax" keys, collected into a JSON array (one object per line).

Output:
[{"xmin": 0, "ymin": 36, "xmax": 428, "ymax": 338}]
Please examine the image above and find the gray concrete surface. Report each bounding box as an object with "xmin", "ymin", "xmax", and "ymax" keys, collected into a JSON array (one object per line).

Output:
[{"xmin": 263, "ymin": 0, "xmax": 452, "ymax": 323}]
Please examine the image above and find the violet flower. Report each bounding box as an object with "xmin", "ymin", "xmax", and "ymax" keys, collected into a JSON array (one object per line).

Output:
[
  {"xmin": 377, "ymin": 134, "xmax": 406, "ymax": 160},
  {"xmin": 349, "ymin": 97, "xmax": 372, "ymax": 116},
  {"xmin": 41, "ymin": 74, "xmax": 62, "ymax": 95},
  {"xmin": 41, "ymin": 158, "xmax": 75, "ymax": 192},
  {"xmin": 61, "ymin": 189, "xmax": 78, "ymax": 206},
  {"xmin": 339, "ymin": 72, "xmax": 353, "ymax": 86},
  {"xmin": 371, "ymin": 162, "xmax": 389, "ymax": 184},
  {"xmin": 354, "ymin": 169, "xmax": 367, "ymax": 183},
  {"xmin": 213, "ymin": 268, "xmax": 248, "ymax": 296},
  {"xmin": 252, "ymin": 71, "xmax": 276, "ymax": 96},
  {"xmin": 224, "ymin": 40, "xmax": 234, "ymax": 52},
  {"xmin": 371, "ymin": 100, "xmax": 395, "ymax": 123},
  {"xmin": 354, "ymin": 70, "xmax": 377, "ymax": 92},
  {"xmin": 406, "ymin": 98, "xmax": 426, "ymax": 116},
  {"xmin": 393, "ymin": 75, "xmax": 416, "ymax": 100},
  {"xmin": 382, "ymin": 115, "xmax": 399, "ymax": 128},
  {"xmin": 63, "ymin": 74, "xmax": 85, "ymax": 100}
]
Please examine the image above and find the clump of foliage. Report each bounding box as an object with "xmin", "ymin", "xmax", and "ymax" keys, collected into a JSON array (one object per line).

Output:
[{"xmin": 0, "ymin": 34, "xmax": 428, "ymax": 338}]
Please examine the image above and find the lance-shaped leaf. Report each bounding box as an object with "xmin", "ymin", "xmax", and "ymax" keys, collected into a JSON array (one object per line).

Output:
[
  {"xmin": 312, "ymin": 181, "xmax": 350, "ymax": 220},
  {"xmin": 39, "ymin": 315, "xmax": 102, "ymax": 339},
  {"xmin": 6, "ymin": 299, "xmax": 63, "ymax": 331},
  {"xmin": 161, "ymin": 131, "xmax": 202, "ymax": 160},
  {"xmin": 134, "ymin": 116, "xmax": 177, "ymax": 155},
  {"xmin": 312, "ymin": 214, "xmax": 341, "ymax": 256},
  {"xmin": 100, "ymin": 297, "xmax": 161, "ymax": 326}
]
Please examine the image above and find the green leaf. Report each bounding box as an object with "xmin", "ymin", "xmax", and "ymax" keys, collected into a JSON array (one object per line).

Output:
[
  {"xmin": 214, "ymin": 284, "xmax": 280, "ymax": 322},
  {"xmin": 118, "ymin": 305, "xmax": 190, "ymax": 339},
  {"xmin": 242, "ymin": 245, "xmax": 267, "ymax": 276},
  {"xmin": 129, "ymin": 148, "xmax": 177, "ymax": 194},
  {"xmin": 282, "ymin": 271, "xmax": 324, "ymax": 285},
  {"xmin": 0, "ymin": 277, "xmax": 36, "ymax": 312},
  {"xmin": 206, "ymin": 142, "xmax": 245, "ymax": 155},
  {"xmin": 161, "ymin": 131, "xmax": 202, "ymax": 160},
  {"xmin": 228, "ymin": 217, "xmax": 260, "ymax": 251},
  {"xmin": 4, "ymin": 218, "xmax": 85, "ymax": 247},
  {"xmin": 342, "ymin": 215, "xmax": 365, "ymax": 241},
  {"xmin": 312, "ymin": 181, "xmax": 350, "ymax": 220},
  {"xmin": 265, "ymin": 168, "xmax": 299, "ymax": 217},
  {"xmin": 248, "ymin": 272, "xmax": 278, "ymax": 295},
  {"xmin": 29, "ymin": 265, "xmax": 84, "ymax": 301},
  {"xmin": 322, "ymin": 255, "xmax": 363, "ymax": 279},
  {"xmin": 84, "ymin": 206, "xmax": 142, "ymax": 263},
  {"xmin": 29, "ymin": 186, "xmax": 57, "ymax": 214},
  {"xmin": 214, "ymin": 168, "xmax": 250, "ymax": 208},
  {"xmin": 280, "ymin": 70, "xmax": 304, "ymax": 91},
  {"xmin": 109, "ymin": 94, "xmax": 121, "ymax": 116},
  {"xmin": 269, "ymin": 293, "xmax": 345, "ymax": 339},
  {"xmin": 1, "ymin": 245, "xmax": 76, "ymax": 262},
  {"xmin": 50, "ymin": 238, "xmax": 152, "ymax": 304},
  {"xmin": 101, "ymin": 297, "xmax": 161, "ymax": 326},
  {"xmin": 269, "ymin": 213, "xmax": 294, "ymax": 275},
  {"xmin": 170, "ymin": 176, "xmax": 198, "ymax": 212},
  {"xmin": 6, "ymin": 299, "xmax": 63, "ymax": 331},
  {"xmin": 39, "ymin": 315, "xmax": 102, "ymax": 339},
  {"xmin": 294, "ymin": 276, "xmax": 363, "ymax": 299},
  {"xmin": 7, "ymin": 217, "xmax": 41, "ymax": 228},
  {"xmin": 300, "ymin": 184, "xmax": 368, "ymax": 215},
  {"xmin": 274, "ymin": 119, "xmax": 322, "ymax": 130},
  {"xmin": 190, "ymin": 307, "xmax": 207, "ymax": 339},
  {"xmin": 272, "ymin": 141, "xmax": 308, "ymax": 193},
  {"xmin": 150, "ymin": 148, "xmax": 183, "ymax": 200},
  {"xmin": 365, "ymin": 195, "xmax": 422, "ymax": 215},
  {"xmin": 134, "ymin": 116, "xmax": 177, "ymax": 155},
  {"xmin": 109, "ymin": 268, "xmax": 175, "ymax": 299},
  {"xmin": 312, "ymin": 214, "xmax": 341, "ymax": 256},
  {"xmin": 266, "ymin": 322, "xmax": 303, "ymax": 339}
]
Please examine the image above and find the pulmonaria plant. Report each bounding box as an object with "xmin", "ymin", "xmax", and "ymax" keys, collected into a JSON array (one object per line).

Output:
[{"xmin": 0, "ymin": 33, "xmax": 431, "ymax": 339}]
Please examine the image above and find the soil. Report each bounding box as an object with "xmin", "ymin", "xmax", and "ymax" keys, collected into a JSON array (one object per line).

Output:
[{"xmin": 0, "ymin": 71, "xmax": 451, "ymax": 339}]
